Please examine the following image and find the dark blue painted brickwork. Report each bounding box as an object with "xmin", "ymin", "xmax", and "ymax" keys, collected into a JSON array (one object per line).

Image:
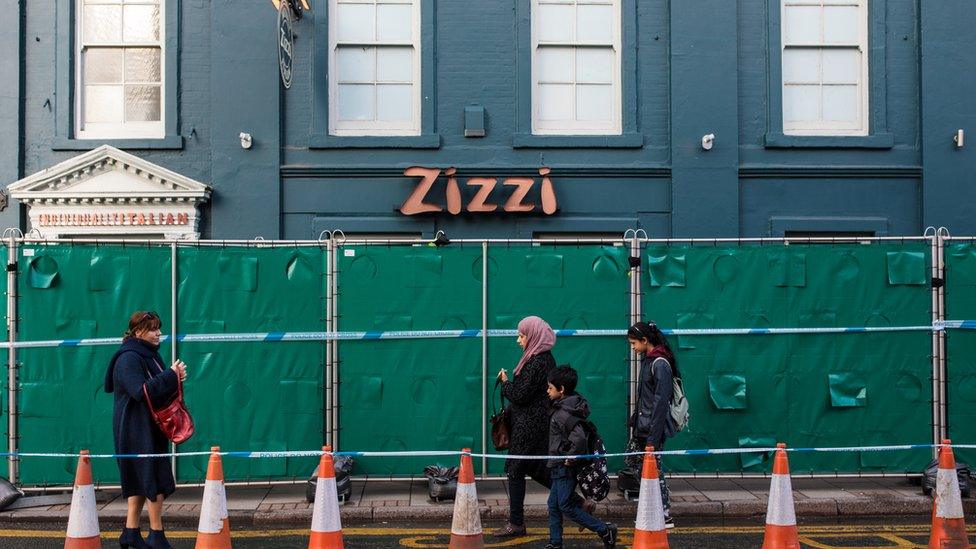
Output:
[{"xmin": 3, "ymin": 1, "xmax": 975, "ymax": 239}]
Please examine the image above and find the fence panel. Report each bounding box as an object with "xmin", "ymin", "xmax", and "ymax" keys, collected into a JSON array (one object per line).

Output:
[
  {"xmin": 175, "ymin": 245, "xmax": 326, "ymax": 482},
  {"xmin": 944, "ymin": 240, "xmax": 976, "ymax": 466},
  {"xmin": 642, "ymin": 241, "xmax": 933, "ymax": 473},
  {"xmin": 336, "ymin": 245, "xmax": 484, "ymax": 475},
  {"xmin": 486, "ymin": 244, "xmax": 632, "ymax": 474},
  {"xmin": 18, "ymin": 244, "xmax": 171, "ymax": 485}
]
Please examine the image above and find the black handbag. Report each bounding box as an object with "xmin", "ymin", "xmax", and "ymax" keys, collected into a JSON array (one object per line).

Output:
[{"xmin": 489, "ymin": 379, "xmax": 511, "ymax": 450}]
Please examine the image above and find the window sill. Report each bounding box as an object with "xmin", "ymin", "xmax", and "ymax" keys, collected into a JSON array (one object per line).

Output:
[
  {"xmin": 763, "ymin": 132, "xmax": 894, "ymax": 149},
  {"xmin": 51, "ymin": 135, "xmax": 185, "ymax": 151},
  {"xmin": 308, "ymin": 134, "xmax": 441, "ymax": 149},
  {"xmin": 512, "ymin": 133, "xmax": 644, "ymax": 149}
]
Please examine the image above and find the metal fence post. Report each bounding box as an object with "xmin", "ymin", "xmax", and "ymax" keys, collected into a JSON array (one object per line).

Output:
[
  {"xmin": 928, "ymin": 232, "xmax": 942, "ymax": 459},
  {"xmin": 628, "ymin": 231, "xmax": 642, "ymax": 412},
  {"xmin": 320, "ymin": 235, "xmax": 335, "ymax": 448},
  {"xmin": 171, "ymin": 241, "xmax": 179, "ymax": 479},
  {"xmin": 481, "ymin": 241, "xmax": 488, "ymax": 479},
  {"xmin": 6, "ymin": 234, "xmax": 18, "ymax": 484},
  {"xmin": 936, "ymin": 229, "xmax": 948, "ymax": 442},
  {"xmin": 331, "ymin": 237, "xmax": 340, "ymax": 451}
]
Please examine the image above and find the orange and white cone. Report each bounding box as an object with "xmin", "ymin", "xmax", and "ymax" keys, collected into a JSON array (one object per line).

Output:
[
  {"xmin": 195, "ymin": 446, "xmax": 232, "ymax": 549},
  {"xmin": 929, "ymin": 440, "xmax": 970, "ymax": 549},
  {"xmin": 632, "ymin": 445, "xmax": 668, "ymax": 549},
  {"xmin": 762, "ymin": 443, "xmax": 800, "ymax": 549},
  {"xmin": 309, "ymin": 445, "xmax": 344, "ymax": 549},
  {"xmin": 64, "ymin": 449, "xmax": 100, "ymax": 549},
  {"xmin": 448, "ymin": 448, "xmax": 484, "ymax": 549}
]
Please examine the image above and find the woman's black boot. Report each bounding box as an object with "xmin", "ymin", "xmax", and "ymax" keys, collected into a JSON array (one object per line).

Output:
[
  {"xmin": 146, "ymin": 528, "xmax": 173, "ymax": 549},
  {"xmin": 118, "ymin": 527, "xmax": 151, "ymax": 548}
]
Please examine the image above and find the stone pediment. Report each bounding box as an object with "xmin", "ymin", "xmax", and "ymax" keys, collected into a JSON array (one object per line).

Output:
[
  {"xmin": 7, "ymin": 145, "xmax": 210, "ymax": 204},
  {"xmin": 7, "ymin": 145, "xmax": 211, "ymax": 239}
]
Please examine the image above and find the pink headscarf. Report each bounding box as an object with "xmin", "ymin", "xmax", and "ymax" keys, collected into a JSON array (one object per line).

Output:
[{"xmin": 514, "ymin": 316, "xmax": 556, "ymax": 376}]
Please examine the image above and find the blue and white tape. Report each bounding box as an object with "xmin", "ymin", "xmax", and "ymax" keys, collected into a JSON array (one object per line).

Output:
[
  {"xmin": 3, "ymin": 443, "xmax": 966, "ymax": 461},
  {"xmin": 1, "ymin": 322, "xmax": 970, "ymax": 350}
]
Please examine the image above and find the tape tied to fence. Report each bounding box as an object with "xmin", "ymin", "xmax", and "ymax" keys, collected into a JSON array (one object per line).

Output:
[
  {"xmin": 4, "ymin": 443, "xmax": 967, "ymax": 461},
  {"xmin": 2, "ymin": 322, "xmax": 970, "ymax": 350}
]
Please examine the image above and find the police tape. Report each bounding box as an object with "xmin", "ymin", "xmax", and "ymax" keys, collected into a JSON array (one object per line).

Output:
[
  {"xmin": 3, "ymin": 443, "xmax": 972, "ymax": 461},
  {"xmin": 3, "ymin": 322, "xmax": 974, "ymax": 350}
]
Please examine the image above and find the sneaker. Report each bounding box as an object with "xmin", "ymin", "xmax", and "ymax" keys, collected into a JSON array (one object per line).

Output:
[
  {"xmin": 664, "ymin": 515, "xmax": 675, "ymax": 529},
  {"xmin": 598, "ymin": 522, "xmax": 618, "ymax": 548},
  {"xmin": 544, "ymin": 544, "xmax": 563, "ymax": 549},
  {"xmin": 490, "ymin": 522, "xmax": 527, "ymax": 537}
]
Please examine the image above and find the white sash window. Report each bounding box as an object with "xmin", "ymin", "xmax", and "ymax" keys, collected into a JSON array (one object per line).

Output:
[
  {"xmin": 782, "ymin": 0, "xmax": 869, "ymax": 136},
  {"xmin": 76, "ymin": 0, "xmax": 164, "ymax": 139}
]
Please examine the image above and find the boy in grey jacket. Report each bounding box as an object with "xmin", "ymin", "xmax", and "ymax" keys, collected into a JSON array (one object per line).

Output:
[{"xmin": 545, "ymin": 366, "xmax": 618, "ymax": 549}]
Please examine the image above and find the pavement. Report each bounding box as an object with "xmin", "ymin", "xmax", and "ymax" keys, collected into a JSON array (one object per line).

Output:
[{"xmin": 2, "ymin": 476, "xmax": 971, "ymax": 527}]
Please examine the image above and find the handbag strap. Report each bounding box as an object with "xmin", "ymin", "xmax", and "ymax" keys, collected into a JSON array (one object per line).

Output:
[{"xmin": 142, "ymin": 370, "xmax": 182, "ymax": 414}]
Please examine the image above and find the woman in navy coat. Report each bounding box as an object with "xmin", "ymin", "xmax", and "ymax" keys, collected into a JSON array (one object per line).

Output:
[{"xmin": 104, "ymin": 311, "xmax": 188, "ymax": 549}]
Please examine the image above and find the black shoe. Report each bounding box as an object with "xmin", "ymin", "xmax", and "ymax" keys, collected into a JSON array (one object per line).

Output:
[
  {"xmin": 118, "ymin": 527, "xmax": 151, "ymax": 548},
  {"xmin": 544, "ymin": 544, "xmax": 563, "ymax": 549},
  {"xmin": 146, "ymin": 529, "xmax": 173, "ymax": 549},
  {"xmin": 598, "ymin": 522, "xmax": 619, "ymax": 548},
  {"xmin": 664, "ymin": 514, "xmax": 675, "ymax": 529}
]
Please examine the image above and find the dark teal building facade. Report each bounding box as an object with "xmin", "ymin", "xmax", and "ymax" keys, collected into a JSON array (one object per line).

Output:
[{"xmin": 2, "ymin": 0, "xmax": 975, "ymax": 239}]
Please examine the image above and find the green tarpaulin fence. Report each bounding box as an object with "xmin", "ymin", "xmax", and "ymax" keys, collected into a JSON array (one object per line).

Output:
[
  {"xmin": 3, "ymin": 238, "xmax": 954, "ymax": 484},
  {"xmin": 945, "ymin": 240, "xmax": 976, "ymax": 467},
  {"xmin": 642, "ymin": 242, "xmax": 933, "ymax": 473}
]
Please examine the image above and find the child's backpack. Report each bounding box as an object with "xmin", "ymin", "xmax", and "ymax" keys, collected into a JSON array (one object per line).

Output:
[{"xmin": 566, "ymin": 417, "xmax": 611, "ymax": 502}]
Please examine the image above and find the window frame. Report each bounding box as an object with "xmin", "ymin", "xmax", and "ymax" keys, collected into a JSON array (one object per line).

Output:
[
  {"xmin": 530, "ymin": 0, "xmax": 623, "ymax": 136},
  {"xmin": 310, "ymin": 0, "xmax": 439, "ymax": 148},
  {"xmin": 513, "ymin": 0, "xmax": 642, "ymax": 148},
  {"xmin": 780, "ymin": 0, "xmax": 869, "ymax": 137},
  {"xmin": 327, "ymin": 0, "xmax": 422, "ymax": 136},
  {"xmin": 74, "ymin": 0, "xmax": 167, "ymax": 140},
  {"xmin": 54, "ymin": 0, "xmax": 182, "ymax": 150},
  {"xmin": 765, "ymin": 0, "xmax": 892, "ymax": 149}
]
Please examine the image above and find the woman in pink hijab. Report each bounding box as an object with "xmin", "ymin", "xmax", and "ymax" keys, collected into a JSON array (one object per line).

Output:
[{"xmin": 492, "ymin": 316, "xmax": 560, "ymax": 537}]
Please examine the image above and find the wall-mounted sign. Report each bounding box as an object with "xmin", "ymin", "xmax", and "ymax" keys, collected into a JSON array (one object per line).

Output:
[
  {"xmin": 278, "ymin": 0, "xmax": 295, "ymax": 89},
  {"xmin": 400, "ymin": 167, "xmax": 558, "ymax": 216},
  {"xmin": 36, "ymin": 212, "xmax": 190, "ymax": 227}
]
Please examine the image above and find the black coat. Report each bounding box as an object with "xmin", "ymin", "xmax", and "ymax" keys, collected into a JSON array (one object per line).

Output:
[
  {"xmin": 501, "ymin": 350, "xmax": 556, "ymax": 474},
  {"xmin": 104, "ymin": 338, "xmax": 179, "ymax": 499},
  {"xmin": 632, "ymin": 356, "xmax": 677, "ymax": 448},
  {"xmin": 547, "ymin": 393, "xmax": 590, "ymax": 468}
]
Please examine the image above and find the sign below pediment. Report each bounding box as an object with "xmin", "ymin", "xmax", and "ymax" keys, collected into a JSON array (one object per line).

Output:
[{"xmin": 7, "ymin": 145, "xmax": 211, "ymax": 239}]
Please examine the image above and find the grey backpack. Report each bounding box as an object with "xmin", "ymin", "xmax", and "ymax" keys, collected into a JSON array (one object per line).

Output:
[{"xmin": 670, "ymin": 375, "xmax": 690, "ymax": 432}]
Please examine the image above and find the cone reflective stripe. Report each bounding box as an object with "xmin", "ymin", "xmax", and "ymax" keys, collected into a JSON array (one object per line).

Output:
[
  {"xmin": 196, "ymin": 446, "xmax": 232, "ymax": 549},
  {"xmin": 929, "ymin": 440, "xmax": 970, "ymax": 549},
  {"xmin": 64, "ymin": 450, "xmax": 100, "ymax": 549},
  {"xmin": 448, "ymin": 448, "xmax": 484, "ymax": 549},
  {"xmin": 762, "ymin": 443, "xmax": 800, "ymax": 549},
  {"xmin": 309, "ymin": 445, "xmax": 344, "ymax": 549},
  {"xmin": 632, "ymin": 445, "xmax": 669, "ymax": 549}
]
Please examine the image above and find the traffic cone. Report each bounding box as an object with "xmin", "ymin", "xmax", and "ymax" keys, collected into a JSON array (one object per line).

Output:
[
  {"xmin": 196, "ymin": 446, "xmax": 232, "ymax": 549},
  {"xmin": 929, "ymin": 440, "xmax": 970, "ymax": 549},
  {"xmin": 309, "ymin": 445, "xmax": 344, "ymax": 549},
  {"xmin": 448, "ymin": 448, "xmax": 484, "ymax": 549},
  {"xmin": 632, "ymin": 445, "xmax": 669, "ymax": 548},
  {"xmin": 762, "ymin": 443, "xmax": 800, "ymax": 549},
  {"xmin": 64, "ymin": 450, "xmax": 100, "ymax": 549}
]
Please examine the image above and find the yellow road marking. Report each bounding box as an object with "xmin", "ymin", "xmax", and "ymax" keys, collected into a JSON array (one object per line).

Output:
[{"xmin": 0, "ymin": 524, "xmax": 970, "ymax": 541}]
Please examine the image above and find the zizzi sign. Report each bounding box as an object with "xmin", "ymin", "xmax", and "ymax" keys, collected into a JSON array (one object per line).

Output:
[{"xmin": 399, "ymin": 167, "xmax": 558, "ymax": 216}]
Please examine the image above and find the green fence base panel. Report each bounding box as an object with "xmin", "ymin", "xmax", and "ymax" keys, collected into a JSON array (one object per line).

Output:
[
  {"xmin": 17, "ymin": 245, "xmax": 172, "ymax": 485},
  {"xmin": 945, "ymin": 243, "xmax": 976, "ymax": 466},
  {"xmin": 176, "ymin": 246, "xmax": 326, "ymax": 482},
  {"xmin": 643, "ymin": 242, "xmax": 932, "ymax": 474}
]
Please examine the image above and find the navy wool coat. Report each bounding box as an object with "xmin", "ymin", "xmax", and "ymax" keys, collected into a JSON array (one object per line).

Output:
[{"xmin": 104, "ymin": 338, "xmax": 179, "ymax": 499}]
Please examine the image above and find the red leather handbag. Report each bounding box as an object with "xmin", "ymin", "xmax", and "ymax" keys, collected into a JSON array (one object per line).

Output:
[{"xmin": 143, "ymin": 376, "xmax": 194, "ymax": 444}]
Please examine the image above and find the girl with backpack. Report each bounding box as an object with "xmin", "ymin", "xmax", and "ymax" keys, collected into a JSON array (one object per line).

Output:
[{"xmin": 626, "ymin": 321, "xmax": 679, "ymax": 528}]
